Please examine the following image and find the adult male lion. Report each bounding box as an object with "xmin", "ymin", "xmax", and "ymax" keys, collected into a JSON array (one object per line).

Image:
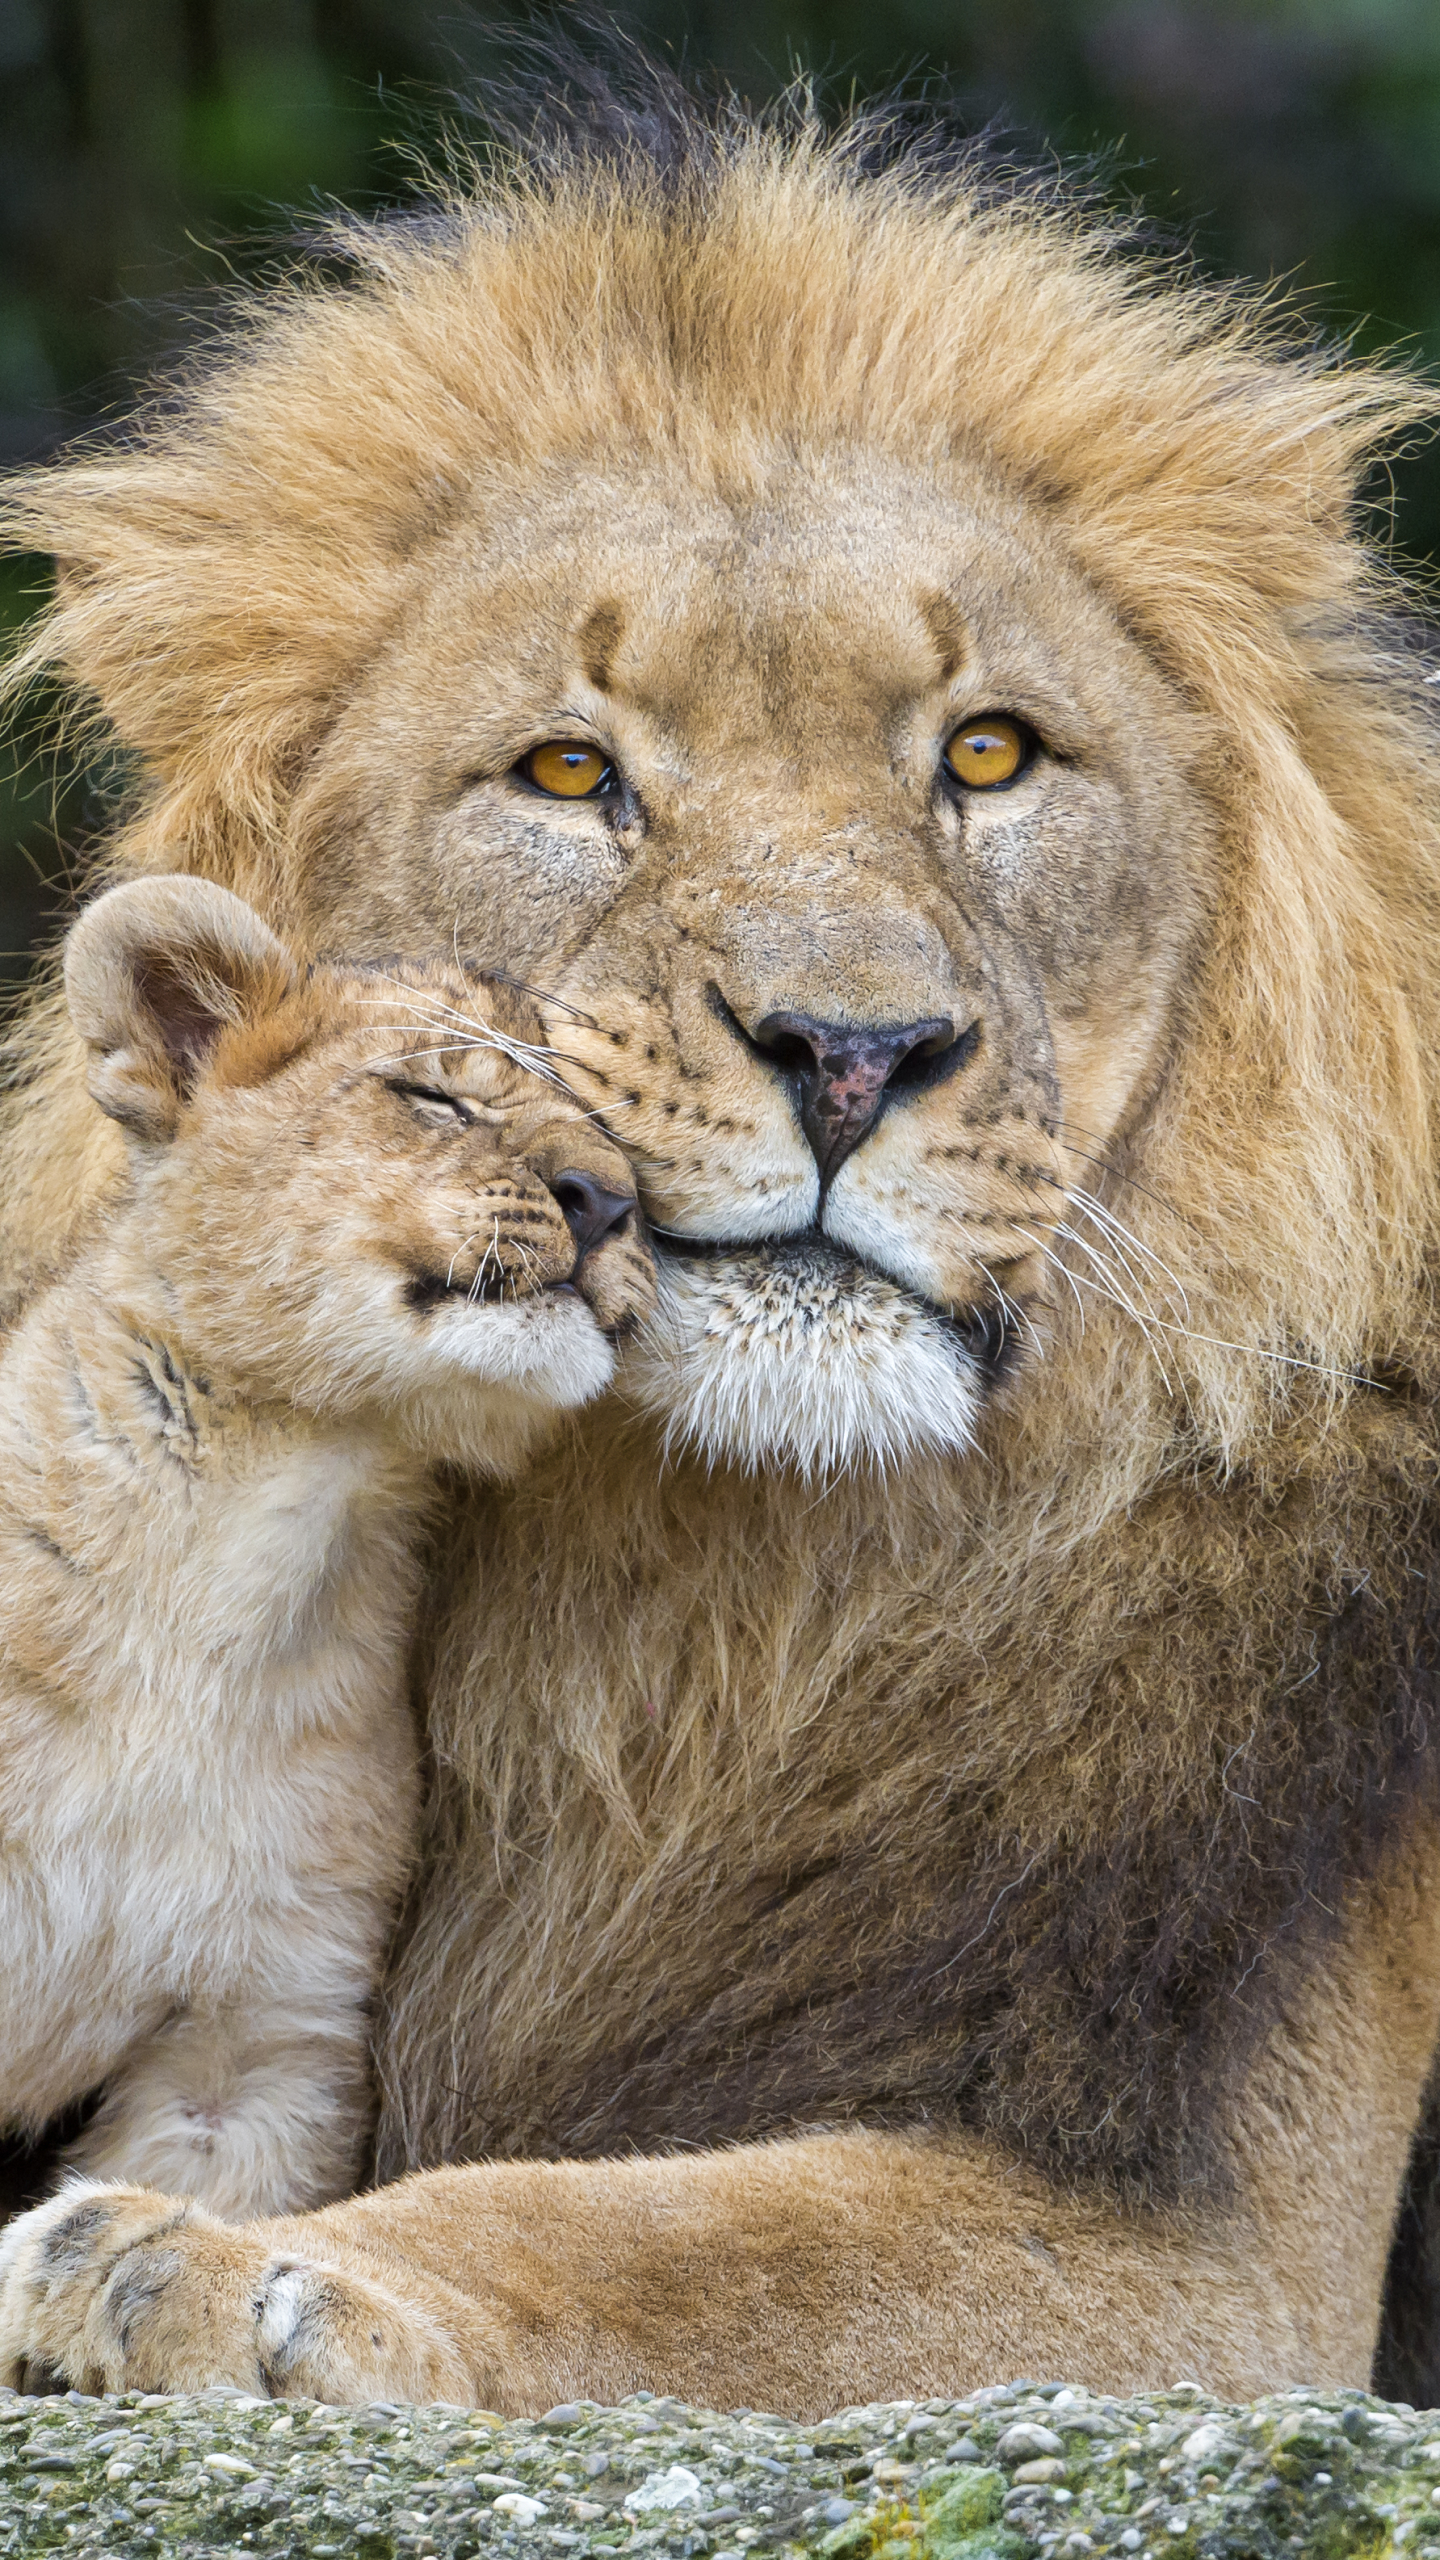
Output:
[{"xmin": 2, "ymin": 64, "xmax": 1440, "ymax": 2415}]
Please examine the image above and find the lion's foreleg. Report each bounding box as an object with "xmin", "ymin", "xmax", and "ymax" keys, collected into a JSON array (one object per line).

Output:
[
  {"xmin": 7, "ymin": 1835, "xmax": 1440, "ymax": 2413},
  {"xmin": 0, "ymin": 2129, "xmax": 1305, "ymax": 2413}
]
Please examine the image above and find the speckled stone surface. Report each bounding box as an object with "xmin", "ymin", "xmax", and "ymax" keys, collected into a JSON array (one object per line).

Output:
[{"xmin": 1, "ymin": 2379, "xmax": 1437, "ymax": 2559}]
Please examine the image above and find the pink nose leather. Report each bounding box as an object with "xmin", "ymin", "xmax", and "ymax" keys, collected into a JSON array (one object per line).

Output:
[{"xmin": 750, "ymin": 1009, "xmax": 957, "ymax": 1184}]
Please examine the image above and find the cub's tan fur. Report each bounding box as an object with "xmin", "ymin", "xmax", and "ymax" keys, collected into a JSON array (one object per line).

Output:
[
  {"xmin": 0, "ymin": 875, "xmax": 650, "ymax": 2218},
  {"xmin": 3, "ymin": 63, "xmax": 1440, "ymax": 2410}
]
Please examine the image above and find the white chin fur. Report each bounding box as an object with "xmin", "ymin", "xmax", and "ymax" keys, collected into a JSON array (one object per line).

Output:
[
  {"xmin": 393, "ymin": 1297, "xmax": 618, "ymax": 1476},
  {"xmin": 623, "ymin": 1244, "xmax": 985, "ymax": 1479},
  {"xmin": 430, "ymin": 1294, "xmax": 616, "ymax": 1406}
]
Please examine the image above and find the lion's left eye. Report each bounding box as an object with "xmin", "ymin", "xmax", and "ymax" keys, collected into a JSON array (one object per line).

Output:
[{"xmin": 942, "ymin": 717, "xmax": 1031, "ymax": 790}]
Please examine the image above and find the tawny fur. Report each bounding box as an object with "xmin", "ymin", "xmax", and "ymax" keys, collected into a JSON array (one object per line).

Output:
[
  {"xmin": 2, "ymin": 70, "xmax": 1440, "ymax": 2407},
  {"xmin": 0, "ymin": 875, "xmax": 651, "ymax": 2218}
]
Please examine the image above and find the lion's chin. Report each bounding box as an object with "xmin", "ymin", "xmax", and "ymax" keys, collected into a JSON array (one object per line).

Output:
[{"xmin": 621, "ymin": 1238, "xmax": 991, "ymax": 1479}]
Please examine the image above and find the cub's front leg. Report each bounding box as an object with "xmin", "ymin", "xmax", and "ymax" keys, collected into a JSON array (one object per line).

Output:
[
  {"xmin": 0, "ymin": 2184, "xmax": 484, "ymax": 2403},
  {"xmin": 59, "ymin": 1993, "xmax": 376, "ymax": 2219}
]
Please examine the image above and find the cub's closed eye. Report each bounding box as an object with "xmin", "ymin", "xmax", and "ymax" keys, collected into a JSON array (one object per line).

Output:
[
  {"xmin": 387, "ymin": 1081, "xmax": 473, "ymax": 1127},
  {"xmin": 942, "ymin": 716, "xmax": 1033, "ymax": 791},
  {"xmin": 519, "ymin": 740, "xmax": 616, "ymax": 799}
]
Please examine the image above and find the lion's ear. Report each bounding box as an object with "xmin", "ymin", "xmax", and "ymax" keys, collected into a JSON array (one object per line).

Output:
[{"xmin": 64, "ymin": 875, "xmax": 299, "ymax": 1142}]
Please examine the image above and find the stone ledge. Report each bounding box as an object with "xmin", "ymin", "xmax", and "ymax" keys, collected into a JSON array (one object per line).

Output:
[{"xmin": 0, "ymin": 2378, "xmax": 1435, "ymax": 2558}]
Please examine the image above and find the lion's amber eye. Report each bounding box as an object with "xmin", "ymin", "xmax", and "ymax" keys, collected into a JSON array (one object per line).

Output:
[
  {"xmin": 522, "ymin": 740, "xmax": 614, "ymax": 798},
  {"xmin": 943, "ymin": 717, "xmax": 1028, "ymax": 790}
]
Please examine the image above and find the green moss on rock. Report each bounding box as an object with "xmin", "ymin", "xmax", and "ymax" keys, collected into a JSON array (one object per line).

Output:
[
  {"xmin": 0, "ymin": 2380, "xmax": 1436, "ymax": 2559},
  {"xmin": 921, "ymin": 2464, "xmax": 1007, "ymax": 2539}
]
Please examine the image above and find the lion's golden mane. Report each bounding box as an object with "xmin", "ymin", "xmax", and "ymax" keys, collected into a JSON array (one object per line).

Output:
[{"xmin": 5, "ymin": 71, "xmax": 1440, "ymax": 2282}]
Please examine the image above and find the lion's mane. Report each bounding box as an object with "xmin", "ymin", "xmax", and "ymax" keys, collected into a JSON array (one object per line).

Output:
[{"xmin": 6, "ymin": 61, "xmax": 1440, "ymax": 2242}]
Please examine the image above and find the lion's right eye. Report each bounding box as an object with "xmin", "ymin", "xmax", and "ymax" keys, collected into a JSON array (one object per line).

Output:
[
  {"xmin": 942, "ymin": 716, "xmax": 1030, "ymax": 791},
  {"xmin": 520, "ymin": 741, "xmax": 615, "ymax": 798}
]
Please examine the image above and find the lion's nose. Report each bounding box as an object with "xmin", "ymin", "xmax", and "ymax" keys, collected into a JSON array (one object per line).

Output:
[
  {"xmin": 749, "ymin": 1008, "xmax": 970, "ymax": 1185},
  {"xmin": 548, "ymin": 1169, "xmax": 636, "ymax": 1269}
]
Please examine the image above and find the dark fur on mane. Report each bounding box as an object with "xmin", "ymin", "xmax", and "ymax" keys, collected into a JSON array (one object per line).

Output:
[
  {"xmin": 320, "ymin": 16, "xmax": 1201, "ymax": 305},
  {"xmin": 400, "ymin": 1403, "xmax": 1440, "ymax": 2216}
]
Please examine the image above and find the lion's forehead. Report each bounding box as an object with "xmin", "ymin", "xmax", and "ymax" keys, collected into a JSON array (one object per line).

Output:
[
  {"xmin": 408, "ymin": 442, "xmax": 1134, "ymax": 732},
  {"xmin": 311, "ymin": 440, "xmax": 1207, "ymax": 962}
]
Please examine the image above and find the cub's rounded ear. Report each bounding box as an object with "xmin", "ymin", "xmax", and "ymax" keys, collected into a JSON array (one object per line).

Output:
[{"xmin": 64, "ymin": 875, "xmax": 299, "ymax": 1141}]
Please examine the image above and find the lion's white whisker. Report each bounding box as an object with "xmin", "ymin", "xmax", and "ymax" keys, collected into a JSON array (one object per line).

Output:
[
  {"xmin": 1020, "ymin": 1152, "xmax": 1193, "ymax": 1323},
  {"xmin": 352, "ymin": 982, "xmax": 572, "ymax": 1089},
  {"xmin": 1012, "ymin": 1224, "xmax": 1090, "ymax": 1339},
  {"xmin": 988, "ymin": 1275, "xmax": 1044, "ymax": 1360},
  {"xmin": 1064, "ymin": 1186, "xmax": 1193, "ymax": 1322},
  {"xmin": 1017, "ymin": 1216, "xmax": 1374, "ymax": 1391},
  {"xmin": 1016, "ymin": 1220, "xmax": 1179, "ymax": 1389},
  {"xmin": 1051, "ymin": 1219, "xmax": 1176, "ymax": 1385}
]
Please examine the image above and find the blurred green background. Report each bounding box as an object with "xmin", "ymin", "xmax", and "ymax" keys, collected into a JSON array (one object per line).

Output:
[{"xmin": 3, "ymin": 0, "xmax": 1440, "ymax": 984}]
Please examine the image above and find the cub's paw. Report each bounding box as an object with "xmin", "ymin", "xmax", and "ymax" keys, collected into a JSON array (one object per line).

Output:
[{"xmin": 0, "ymin": 2181, "xmax": 471, "ymax": 2402}]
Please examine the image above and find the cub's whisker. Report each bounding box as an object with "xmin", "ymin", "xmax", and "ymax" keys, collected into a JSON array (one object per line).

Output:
[
  {"xmin": 353, "ymin": 983, "xmax": 571, "ymax": 1088},
  {"xmin": 469, "ymin": 1221, "xmax": 503, "ymax": 1303},
  {"xmin": 505, "ymin": 1234, "xmax": 544, "ymax": 1303},
  {"xmin": 446, "ymin": 1231, "xmax": 481, "ymax": 1292}
]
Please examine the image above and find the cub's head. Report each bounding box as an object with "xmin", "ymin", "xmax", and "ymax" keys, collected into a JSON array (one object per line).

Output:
[
  {"xmin": 63, "ymin": 876, "xmax": 654, "ymax": 1464},
  {"xmin": 9, "ymin": 85, "xmax": 1440, "ymax": 1483}
]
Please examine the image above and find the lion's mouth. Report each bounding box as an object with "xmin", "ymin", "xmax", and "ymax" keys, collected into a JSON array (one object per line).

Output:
[{"xmin": 655, "ymin": 1228, "xmax": 1016, "ymax": 1380}]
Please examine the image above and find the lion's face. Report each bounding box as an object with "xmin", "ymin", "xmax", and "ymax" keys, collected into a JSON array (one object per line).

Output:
[{"xmin": 295, "ymin": 440, "xmax": 1218, "ymax": 1473}]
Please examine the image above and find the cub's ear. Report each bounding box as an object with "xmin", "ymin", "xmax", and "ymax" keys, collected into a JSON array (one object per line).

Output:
[{"xmin": 64, "ymin": 875, "xmax": 299, "ymax": 1142}]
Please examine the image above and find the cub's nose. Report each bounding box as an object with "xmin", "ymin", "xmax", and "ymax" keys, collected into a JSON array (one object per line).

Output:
[{"xmin": 548, "ymin": 1169, "xmax": 636, "ymax": 1269}]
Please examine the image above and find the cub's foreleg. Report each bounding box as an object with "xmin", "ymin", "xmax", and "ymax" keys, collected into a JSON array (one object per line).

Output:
[
  {"xmin": 60, "ymin": 1993, "xmax": 376, "ymax": 2221},
  {"xmin": 53, "ymin": 1865, "xmax": 408, "ymax": 2217}
]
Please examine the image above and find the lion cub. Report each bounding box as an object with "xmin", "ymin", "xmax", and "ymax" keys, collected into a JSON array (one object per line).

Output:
[{"xmin": 0, "ymin": 875, "xmax": 652, "ymax": 2217}]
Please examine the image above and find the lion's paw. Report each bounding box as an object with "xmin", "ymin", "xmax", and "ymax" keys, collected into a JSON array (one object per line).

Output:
[{"xmin": 0, "ymin": 2181, "xmax": 471, "ymax": 2402}]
